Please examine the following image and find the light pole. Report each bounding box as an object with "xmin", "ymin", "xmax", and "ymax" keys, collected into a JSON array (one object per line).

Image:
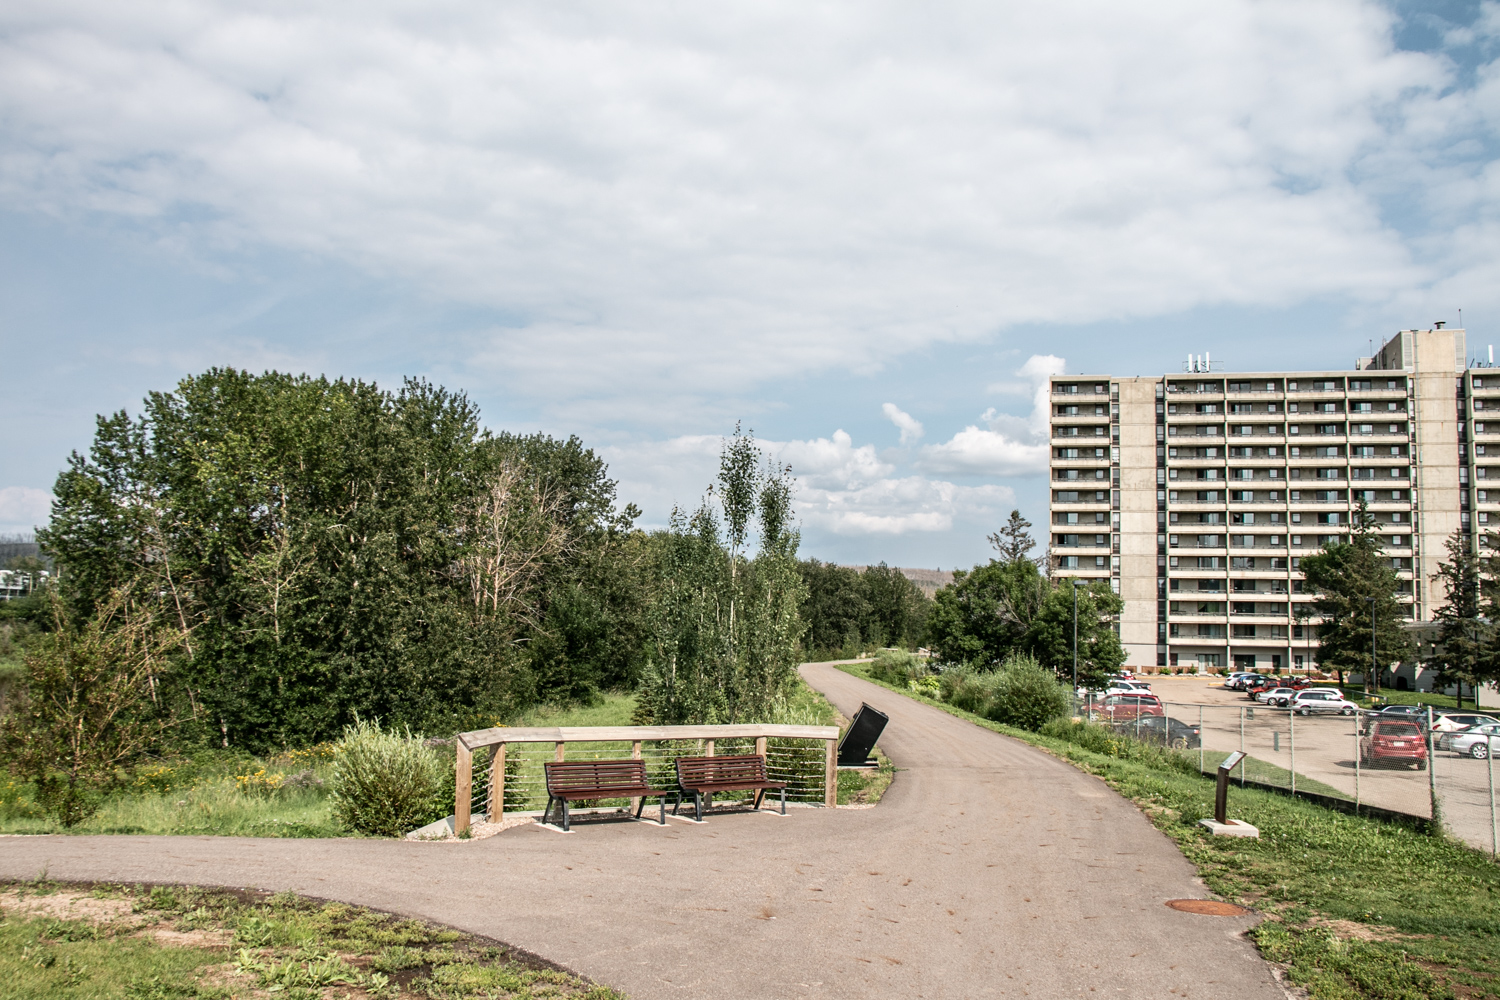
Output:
[
  {"xmin": 1072, "ymin": 578, "xmax": 1083, "ymax": 694},
  {"xmin": 1367, "ymin": 595, "xmax": 1377, "ymax": 698}
]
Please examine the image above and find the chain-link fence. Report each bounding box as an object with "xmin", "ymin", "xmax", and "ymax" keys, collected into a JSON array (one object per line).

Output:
[{"xmin": 1082, "ymin": 694, "xmax": 1500, "ymax": 855}]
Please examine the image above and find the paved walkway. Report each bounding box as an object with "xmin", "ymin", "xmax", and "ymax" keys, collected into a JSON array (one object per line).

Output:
[{"xmin": 0, "ymin": 663, "xmax": 1285, "ymax": 998}]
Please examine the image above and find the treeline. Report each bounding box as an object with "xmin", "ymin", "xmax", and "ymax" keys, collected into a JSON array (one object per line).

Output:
[
  {"xmin": 796, "ymin": 561, "xmax": 931, "ymax": 658},
  {"xmin": 34, "ymin": 369, "xmax": 650, "ymax": 750}
]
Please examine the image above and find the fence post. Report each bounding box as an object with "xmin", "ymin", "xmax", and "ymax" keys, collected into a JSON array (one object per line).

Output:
[
  {"xmin": 489, "ymin": 743, "xmax": 506, "ymax": 824},
  {"xmin": 1354, "ymin": 713, "xmax": 1361, "ymax": 813},
  {"xmin": 755, "ymin": 735, "xmax": 767, "ymax": 757},
  {"xmin": 824, "ymin": 738, "xmax": 837, "ymax": 808},
  {"xmin": 555, "ymin": 741, "xmax": 566, "ymax": 763},
  {"xmin": 1198, "ymin": 705, "xmax": 1204, "ymax": 774},
  {"xmin": 455, "ymin": 740, "xmax": 472, "ymax": 836},
  {"xmin": 1428, "ymin": 706, "xmax": 1439, "ymax": 829},
  {"xmin": 706, "ymin": 739, "xmax": 716, "ymax": 757},
  {"xmin": 1488, "ymin": 734, "xmax": 1496, "ymax": 858},
  {"xmin": 1239, "ymin": 707, "xmax": 1246, "ymax": 786},
  {"xmin": 1289, "ymin": 707, "xmax": 1296, "ymax": 797}
]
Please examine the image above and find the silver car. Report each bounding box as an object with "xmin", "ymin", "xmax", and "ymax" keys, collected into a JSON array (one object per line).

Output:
[
  {"xmin": 1441, "ymin": 723, "xmax": 1500, "ymax": 759},
  {"xmin": 1290, "ymin": 690, "xmax": 1358, "ymax": 715}
]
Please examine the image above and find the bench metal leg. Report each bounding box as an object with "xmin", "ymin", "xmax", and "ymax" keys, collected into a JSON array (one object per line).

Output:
[
  {"xmin": 543, "ymin": 796, "xmax": 556, "ymax": 828},
  {"xmin": 753, "ymin": 789, "xmax": 765, "ymax": 810},
  {"xmin": 562, "ymin": 798, "xmax": 570, "ymax": 833},
  {"xmin": 780, "ymin": 787, "xmax": 786, "ymax": 815},
  {"xmin": 694, "ymin": 791, "xmax": 703, "ymax": 822}
]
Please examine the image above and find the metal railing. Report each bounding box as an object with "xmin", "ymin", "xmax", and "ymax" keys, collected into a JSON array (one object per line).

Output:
[{"xmin": 451, "ymin": 723, "xmax": 840, "ymax": 835}]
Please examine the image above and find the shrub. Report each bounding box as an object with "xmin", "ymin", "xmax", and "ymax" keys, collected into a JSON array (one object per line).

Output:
[
  {"xmin": 330, "ymin": 719, "xmax": 446, "ymax": 837},
  {"xmin": 985, "ymin": 655, "xmax": 1070, "ymax": 731},
  {"xmin": 867, "ymin": 649, "xmax": 922, "ymax": 685}
]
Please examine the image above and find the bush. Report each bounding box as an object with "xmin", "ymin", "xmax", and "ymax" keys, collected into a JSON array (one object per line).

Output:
[
  {"xmin": 984, "ymin": 655, "xmax": 1070, "ymax": 731},
  {"xmin": 330, "ymin": 719, "xmax": 447, "ymax": 837},
  {"xmin": 867, "ymin": 649, "xmax": 922, "ymax": 686}
]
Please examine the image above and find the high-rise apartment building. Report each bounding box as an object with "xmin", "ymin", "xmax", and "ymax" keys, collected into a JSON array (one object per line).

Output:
[{"xmin": 1048, "ymin": 326, "xmax": 1492, "ymax": 672}]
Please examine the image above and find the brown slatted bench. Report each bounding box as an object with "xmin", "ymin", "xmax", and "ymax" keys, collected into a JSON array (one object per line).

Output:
[
  {"xmin": 543, "ymin": 759, "xmax": 671, "ymax": 832},
  {"xmin": 674, "ymin": 753, "xmax": 787, "ymax": 822}
]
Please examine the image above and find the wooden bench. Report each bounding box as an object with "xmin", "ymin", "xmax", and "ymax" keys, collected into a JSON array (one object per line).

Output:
[
  {"xmin": 543, "ymin": 759, "xmax": 671, "ymax": 832},
  {"xmin": 674, "ymin": 754, "xmax": 787, "ymax": 822}
]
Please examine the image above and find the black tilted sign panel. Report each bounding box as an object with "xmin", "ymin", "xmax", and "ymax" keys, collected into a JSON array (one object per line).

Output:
[{"xmin": 838, "ymin": 702, "xmax": 889, "ymax": 766}]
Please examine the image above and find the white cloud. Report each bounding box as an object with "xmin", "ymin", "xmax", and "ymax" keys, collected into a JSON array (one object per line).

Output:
[
  {"xmin": 799, "ymin": 476, "xmax": 1014, "ymax": 536},
  {"xmin": 881, "ymin": 403, "xmax": 924, "ymax": 444},
  {"xmin": 603, "ymin": 428, "xmax": 1009, "ymax": 538},
  {"xmin": 0, "ymin": 0, "xmax": 1482, "ymax": 422},
  {"xmin": 0, "ymin": 487, "xmax": 51, "ymax": 533},
  {"xmin": 919, "ymin": 353, "xmax": 1062, "ymax": 476}
]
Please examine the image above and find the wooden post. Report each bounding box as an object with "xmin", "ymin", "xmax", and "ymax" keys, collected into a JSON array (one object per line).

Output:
[
  {"xmin": 755, "ymin": 736, "xmax": 767, "ymax": 756},
  {"xmin": 555, "ymin": 742, "xmax": 566, "ymax": 762},
  {"xmin": 630, "ymin": 740, "xmax": 642, "ymax": 814},
  {"xmin": 455, "ymin": 740, "xmax": 472, "ymax": 835},
  {"xmin": 705, "ymin": 739, "xmax": 715, "ymax": 756},
  {"xmin": 488, "ymin": 743, "xmax": 506, "ymax": 824},
  {"xmin": 824, "ymin": 738, "xmax": 837, "ymax": 808}
]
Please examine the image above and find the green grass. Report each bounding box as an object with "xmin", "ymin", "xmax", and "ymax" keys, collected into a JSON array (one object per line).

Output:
[
  {"xmin": 507, "ymin": 690, "xmax": 639, "ymax": 728},
  {"xmin": 0, "ymin": 880, "xmax": 623, "ymax": 999},
  {"xmin": 1200, "ymin": 750, "xmax": 1353, "ymax": 801},
  {"xmin": 837, "ymin": 661, "xmax": 1500, "ymax": 1000}
]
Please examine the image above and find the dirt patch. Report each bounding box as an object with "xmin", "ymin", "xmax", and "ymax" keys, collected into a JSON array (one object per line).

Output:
[
  {"xmin": 144, "ymin": 927, "xmax": 234, "ymax": 948},
  {"xmin": 0, "ymin": 889, "xmax": 140, "ymax": 925},
  {"xmin": 1304, "ymin": 916, "xmax": 1412, "ymax": 942}
]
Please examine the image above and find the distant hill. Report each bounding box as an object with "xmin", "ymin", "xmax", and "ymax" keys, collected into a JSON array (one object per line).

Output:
[{"xmin": 844, "ymin": 565, "xmax": 955, "ymax": 598}]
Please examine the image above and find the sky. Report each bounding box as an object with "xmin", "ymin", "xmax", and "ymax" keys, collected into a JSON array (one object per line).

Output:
[{"xmin": 4, "ymin": 0, "xmax": 1500, "ymax": 569}]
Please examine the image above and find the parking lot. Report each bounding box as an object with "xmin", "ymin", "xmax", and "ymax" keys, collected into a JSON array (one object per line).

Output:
[{"xmin": 1133, "ymin": 677, "xmax": 1499, "ymax": 853}]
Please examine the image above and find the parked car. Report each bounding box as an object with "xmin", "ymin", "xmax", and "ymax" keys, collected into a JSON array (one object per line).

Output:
[
  {"xmin": 1431, "ymin": 712, "xmax": 1500, "ymax": 734},
  {"xmin": 1105, "ymin": 680, "xmax": 1153, "ymax": 696},
  {"xmin": 1256, "ymin": 686, "xmax": 1298, "ymax": 707},
  {"xmin": 1094, "ymin": 693, "xmax": 1166, "ymax": 723},
  {"xmin": 1286, "ymin": 676, "xmax": 1314, "ymax": 690},
  {"xmin": 1440, "ymin": 723, "xmax": 1500, "ymax": 758},
  {"xmin": 1223, "ymin": 672, "xmax": 1259, "ymax": 691},
  {"xmin": 1360, "ymin": 720, "xmax": 1429, "ymax": 769},
  {"xmin": 1290, "ymin": 690, "xmax": 1358, "ymax": 715},
  {"xmin": 1126, "ymin": 714, "xmax": 1202, "ymax": 749},
  {"xmin": 1245, "ymin": 676, "xmax": 1277, "ymax": 697}
]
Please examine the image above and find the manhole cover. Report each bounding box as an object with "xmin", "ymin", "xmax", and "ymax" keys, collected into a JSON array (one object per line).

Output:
[{"xmin": 1165, "ymin": 899, "xmax": 1253, "ymax": 916}]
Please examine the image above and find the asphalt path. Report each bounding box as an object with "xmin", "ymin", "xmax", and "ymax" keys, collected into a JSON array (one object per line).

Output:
[{"xmin": 0, "ymin": 663, "xmax": 1286, "ymax": 999}]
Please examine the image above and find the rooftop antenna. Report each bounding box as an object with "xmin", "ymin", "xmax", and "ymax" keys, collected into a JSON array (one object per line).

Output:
[
  {"xmin": 1459, "ymin": 307, "xmax": 1464, "ymax": 328},
  {"xmin": 1490, "ymin": 345, "xmax": 1494, "ymax": 366},
  {"xmin": 1435, "ymin": 320, "xmax": 1446, "ymax": 330},
  {"xmin": 1205, "ymin": 351, "xmax": 1211, "ymax": 372}
]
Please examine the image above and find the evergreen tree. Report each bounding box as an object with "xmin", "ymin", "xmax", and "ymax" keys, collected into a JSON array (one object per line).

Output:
[
  {"xmin": 1299, "ymin": 500, "xmax": 1414, "ymax": 694},
  {"xmin": 1430, "ymin": 529, "xmax": 1487, "ymax": 709},
  {"xmin": 988, "ymin": 510, "xmax": 1036, "ymax": 564}
]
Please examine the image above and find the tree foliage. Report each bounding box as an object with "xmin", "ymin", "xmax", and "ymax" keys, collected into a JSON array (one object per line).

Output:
[
  {"xmin": 1299, "ymin": 500, "xmax": 1414, "ymax": 692},
  {"xmin": 36, "ymin": 369, "xmax": 643, "ymax": 750},
  {"xmin": 636, "ymin": 429, "xmax": 808, "ymax": 725},
  {"xmin": 797, "ymin": 560, "xmax": 930, "ymax": 656},
  {"xmin": 0, "ymin": 592, "xmax": 182, "ymax": 825},
  {"xmin": 925, "ymin": 556, "xmax": 1122, "ymax": 685},
  {"xmin": 987, "ymin": 509, "xmax": 1036, "ymax": 564}
]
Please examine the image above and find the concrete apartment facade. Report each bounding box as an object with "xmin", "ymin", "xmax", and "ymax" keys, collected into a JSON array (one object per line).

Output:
[{"xmin": 1049, "ymin": 326, "xmax": 1489, "ymax": 672}]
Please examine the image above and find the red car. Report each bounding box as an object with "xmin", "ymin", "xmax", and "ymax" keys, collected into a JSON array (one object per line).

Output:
[
  {"xmin": 1245, "ymin": 677, "xmax": 1276, "ymax": 698},
  {"xmin": 1287, "ymin": 676, "xmax": 1314, "ymax": 690},
  {"xmin": 1095, "ymin": 693, "xmax": 1166, "ymax": 723},
  {"xmin": 1360, "ymin": 721, "xmax": 1429, "ymax": 770}
]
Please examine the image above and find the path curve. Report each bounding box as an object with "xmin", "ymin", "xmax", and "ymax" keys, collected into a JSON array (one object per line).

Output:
[{"xmin": 0, "ymin": 663, "xmax": 1285, "ymax": 998}]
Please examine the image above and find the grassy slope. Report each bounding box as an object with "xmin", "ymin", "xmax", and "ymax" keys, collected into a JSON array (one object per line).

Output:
[
  {"xmin": 0, "ymin": 880, "xmax": 621, "ymax": 1000},
  {"xmin": 836, "ymin": 661, "xmax": 1500, "ymax": 1000},
  {"xmin": 0, "ymin": 681, "xmax": 889, "ymax": 835}
]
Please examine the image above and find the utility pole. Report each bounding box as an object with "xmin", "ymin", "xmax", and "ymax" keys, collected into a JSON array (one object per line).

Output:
[
  {"xmin": 1072, "ymin": 579, "xmax": 1083, "ymax": 695},
  {"xmin": 1367, "ymin": 596, "xmax": 1377, "ymax": 698}
]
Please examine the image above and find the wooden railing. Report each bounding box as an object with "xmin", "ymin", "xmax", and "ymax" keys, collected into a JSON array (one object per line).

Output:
[{"xmin": 453, "ymin": 723, "xmax": 841, "ymax": 834}]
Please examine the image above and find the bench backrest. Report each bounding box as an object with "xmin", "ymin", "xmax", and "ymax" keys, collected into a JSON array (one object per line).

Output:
[
  {"xmin": 676, "ymin": 753, "xmax": 769, "ymax": 786},
  {"xmin": 545, "ymin": 759, "xmax": 649, "ymax": 795}
]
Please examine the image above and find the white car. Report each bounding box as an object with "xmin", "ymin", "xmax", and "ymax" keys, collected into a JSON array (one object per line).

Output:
[
  {"xmin": 1441, "ymin": 723, "xmax": 1500, "ymax": 759},
  {"xmin": 1290, "ymin": 690, "xmax": 1358, "ymax": 716},
  {"xmin": 1256, "ymin": 687, "xmax": 1298, "ymax": 707},
  {"xmin": 1431, "ymin": 712, "xmax": 1500, "ymax": 734},
  {"xmin": 1105, "ymin": 680, "xmax": 1153, "ymax": 696}
]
